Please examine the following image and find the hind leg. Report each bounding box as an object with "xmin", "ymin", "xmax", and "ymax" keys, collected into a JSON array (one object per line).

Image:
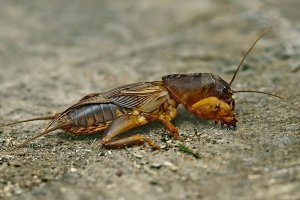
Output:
[{"xmin": 100, "ymin": 114, "xmax": 160, "ymax": 149}]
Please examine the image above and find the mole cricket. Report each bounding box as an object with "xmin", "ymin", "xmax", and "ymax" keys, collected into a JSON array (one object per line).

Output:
[{"xmin": 0, "ymin": 27, "xmax": 287, "ymax": 151}]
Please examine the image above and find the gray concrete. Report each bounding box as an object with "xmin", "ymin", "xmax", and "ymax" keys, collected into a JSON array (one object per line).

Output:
[{"xmin": 0, "ymin": 0, "xmax": 299, "ymax": 199}]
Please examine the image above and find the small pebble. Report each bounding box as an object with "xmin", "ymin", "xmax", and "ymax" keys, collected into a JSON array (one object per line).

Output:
[
  {"xmin": 70, "ymin": 168, "xmax": 77, "ymax": 172},
  {"xmin": 106, "ymin": 183, "xmax": 116, "ymax": 190},
  {"xmin": 116, "ymin": 170, "xmax": 122, "ymax": 177},
  {"xmin": 166, "ymin": 140, "xmax": 173, "ymax": 144},
  {"xmin": 133, "ymin": 161, "xmax": 141, "ymax": 168},
  {"xmin": 150, "ymin": 163, "xmax": 162, "ymax": 168},
  {"xmin": 163, "ymin": 161, "xmax": 174, "ymax": 166},
  {"xmin": 170, "ymin": 166, "xmax": 178, "ymax": 172},
  {"xmin": 197, "ymin": 132, "xmax": 203, "ymax": 136},
  {"xmin": 133, "ymin": 153, "xmax": 143, "ymax": 158}
]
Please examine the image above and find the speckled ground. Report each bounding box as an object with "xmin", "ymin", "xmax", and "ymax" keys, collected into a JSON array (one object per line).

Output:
[{"xmin": 0, "ymin": 0, "xmax": 300, "ymax": 200}]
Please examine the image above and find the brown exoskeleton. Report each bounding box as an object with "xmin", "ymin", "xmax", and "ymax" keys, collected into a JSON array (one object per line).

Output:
[{"xmin": 0, "ymin": 27, "xmax": 287, "ymax": 151}]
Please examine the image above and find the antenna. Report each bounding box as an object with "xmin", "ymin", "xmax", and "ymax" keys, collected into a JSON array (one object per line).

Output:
[
  {"xmin": 233, "ymin": 90, "xmax": 288, "ymax": 101},
  {"xmin": 229, "ymin": 27, "xmax": 272, "ymax": 85}
]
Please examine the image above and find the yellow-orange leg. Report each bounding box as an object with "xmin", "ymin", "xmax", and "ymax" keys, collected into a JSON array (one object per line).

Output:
[
  {"xmin": 100, "ymin": 114, "xmax": 160, "ymax": 149},
  {"xmin": 158, "ymin": 114, "xmax": 183, "ymax": 141}
]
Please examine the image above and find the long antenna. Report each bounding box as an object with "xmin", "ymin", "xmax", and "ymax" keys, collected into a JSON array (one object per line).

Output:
[
  {"xmin": 233, "ymin": 90, "xmax": 288, "ymax": 101},
  {"xmin": 229, "ymin": 27, "xmax": 272, "ymax": 85}
]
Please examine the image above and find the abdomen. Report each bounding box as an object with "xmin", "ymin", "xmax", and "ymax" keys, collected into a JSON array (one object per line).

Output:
[{"xmin": 62, "ymin": 103, "xmax": 126, "ymax": 135}]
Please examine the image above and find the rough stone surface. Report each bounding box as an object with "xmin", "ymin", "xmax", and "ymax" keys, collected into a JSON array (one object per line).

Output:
[{"xmin": 0, "ymin": 0, "xmax": 299, "ymax": 200}]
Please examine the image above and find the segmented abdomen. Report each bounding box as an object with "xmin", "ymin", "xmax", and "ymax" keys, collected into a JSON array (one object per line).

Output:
[{"xmin": 63, "ymin": 104, "xmax": 126, "ymax": 135}]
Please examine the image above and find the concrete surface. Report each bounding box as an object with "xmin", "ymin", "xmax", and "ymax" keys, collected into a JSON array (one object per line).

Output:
[{"xmin": 0, "ymin": 0, "xmax": 299, "ymax": 199}]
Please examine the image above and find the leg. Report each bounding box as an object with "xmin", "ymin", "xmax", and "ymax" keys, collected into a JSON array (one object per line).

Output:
[
  {"xmin": 102, "ymin": 134, "xmax": 160, "ymax": 149},
  {"xmin": 158, "ymin": 114, "xmax": 183, "ymax": 141},
  {"xmin": 100, "ymin": 114, "xmax": 160, "ymax": 149}
]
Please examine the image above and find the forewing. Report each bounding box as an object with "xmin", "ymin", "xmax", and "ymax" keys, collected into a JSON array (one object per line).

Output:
[
  {"xmin": 78, "ymin": 93, "xmax": 101, "ymax": 102},
  {"xmin": 103, "ymin": 82, "xmax": 165, "ymax": 109}
]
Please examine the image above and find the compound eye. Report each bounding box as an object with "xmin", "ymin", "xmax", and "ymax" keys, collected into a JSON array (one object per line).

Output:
[{"xmin": 222, "ymin": 86, "xmax": 228, "ymax": 94}]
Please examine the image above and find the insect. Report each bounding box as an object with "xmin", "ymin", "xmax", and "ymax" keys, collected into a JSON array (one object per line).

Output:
[{"xmin": 0, "ymin": 27, "xmax": 287, "ymax": 151}]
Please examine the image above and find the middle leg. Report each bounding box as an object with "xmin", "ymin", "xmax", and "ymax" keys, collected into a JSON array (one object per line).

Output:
[{"xmin": 158, "ymin": 114, "xmax": 183, "ymax": 141}]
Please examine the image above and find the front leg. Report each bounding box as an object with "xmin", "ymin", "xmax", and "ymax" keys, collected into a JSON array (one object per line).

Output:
[{"xmin": 100, "ymin": 114, "xmax": 160, "ymax": 149}]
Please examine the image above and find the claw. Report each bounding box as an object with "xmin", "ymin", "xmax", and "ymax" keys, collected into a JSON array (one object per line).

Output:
[
  {"xmin": 221, "ymin": 122, "xmax": 224, "ymax": 128},
  {"xmin": 227, "ymin": 125, "xmax": 230, "ymax": 131},
  {"xmin": 233, "ymin": 125, "xmax": 236, "ymax": 131},
  {"xmin": 215, "ymin": 121, "xmax": 219, "ymax": 125}
]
